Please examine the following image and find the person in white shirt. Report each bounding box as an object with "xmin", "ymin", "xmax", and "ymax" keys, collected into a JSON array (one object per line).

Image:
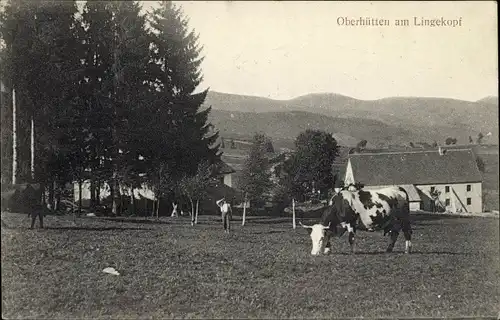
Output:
[{"xmin": 216, "ymin": 198, "xmax": 232, "ymax": 233}]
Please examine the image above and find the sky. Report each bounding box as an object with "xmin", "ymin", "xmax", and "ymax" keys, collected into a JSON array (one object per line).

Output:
[{"xmin": 141, "ymin": 1, "xmax": 497, "ymax": 101}]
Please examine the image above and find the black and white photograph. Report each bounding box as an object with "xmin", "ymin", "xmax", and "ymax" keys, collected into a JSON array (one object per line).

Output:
[{"xmin": 1, "ymin": 1, "xmax": 498, "ymax": 319}]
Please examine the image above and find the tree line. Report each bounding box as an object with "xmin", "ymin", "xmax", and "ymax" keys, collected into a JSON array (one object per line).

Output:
[
  {"xmin": 0, "ymin": 1, "xmax": 220, "ymax": 217},
  {"xmin": 236, "ymin": 130, "xmax": 340, "ymax": 224},
  {"xmin": 408, "ymin": 132, "xmax": 488, "ymax": 148}
]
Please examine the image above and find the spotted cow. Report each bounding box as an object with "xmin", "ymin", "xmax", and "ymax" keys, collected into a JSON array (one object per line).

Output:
[{"xmin": 301, "ymin": 186, "xmax": 412, "ymax": 255}]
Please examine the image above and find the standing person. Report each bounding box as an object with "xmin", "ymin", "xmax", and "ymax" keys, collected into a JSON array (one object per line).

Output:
[
  {"xmin": 216, "ymin": 198, "xmax": 232, "ymax": 233},
  {"xmin": 25, "ymin": 183, "xmax": 43, "ymax": 229}
]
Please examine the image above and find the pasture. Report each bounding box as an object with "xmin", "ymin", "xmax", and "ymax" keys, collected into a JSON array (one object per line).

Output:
[{"xmin": 2, "ymin": 212, "xmax": 499, "ymax": 319}]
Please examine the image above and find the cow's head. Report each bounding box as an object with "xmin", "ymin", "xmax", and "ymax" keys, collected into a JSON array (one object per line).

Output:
[{"xmin": 300, "ymin": 222, "xmax": 331, "ymax": 255}]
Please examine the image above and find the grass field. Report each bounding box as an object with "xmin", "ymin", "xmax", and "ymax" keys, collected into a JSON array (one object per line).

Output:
[{"xmin": 2, "ymin": 212, "xmax": 499, "ymax": 319}]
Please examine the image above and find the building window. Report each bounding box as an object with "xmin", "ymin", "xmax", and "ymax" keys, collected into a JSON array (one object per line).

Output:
[
  {"xmin": 445, "ymin": 186, "xmax": 450, "ymax": 193},
  {"xmin": 466, "ymin": 185, "xmax": 471, "ymax": 192},
  {"xmin": 467, "ymin": 198, "xmax": 471, "ymax": 205},
  {"xmin": 445, "ymin": 198, "xmax": 450, "ymax": 206}
]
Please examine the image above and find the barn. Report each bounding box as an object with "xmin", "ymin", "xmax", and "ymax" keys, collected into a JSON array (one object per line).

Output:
[{"xmin": 344, "ymin": 147, "xmax": 483, "ymax": 213}]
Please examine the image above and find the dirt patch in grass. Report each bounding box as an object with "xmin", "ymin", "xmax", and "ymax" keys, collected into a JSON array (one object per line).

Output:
[{"xmin": 2, "ymin": 211, "xmax": 499, "ymax": 319}]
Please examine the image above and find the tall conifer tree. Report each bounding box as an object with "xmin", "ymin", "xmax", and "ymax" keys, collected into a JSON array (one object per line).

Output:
[{"xmin": 148, "ymin": 1, "xmax": 220, "ymax": 183}]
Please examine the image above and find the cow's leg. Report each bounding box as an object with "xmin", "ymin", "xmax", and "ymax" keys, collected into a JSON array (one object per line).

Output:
[
  {"xmin": 402, "ymin": 219, "xmax": 412, "ymax": 254},
  {"xmin": 346, "ymin": 224, "xmax": 355, "ymax": 254},
  {"xmin": 30, "ymin": 212, "xmax": 37, "ymax": 229},
  {"xmin": 348, "ymin": 232, "xmax": 355, "ymax": 253},
  {"xmin": 341, "ymin": 222, "xmax": 356, "ymax": 253},
  {"xmin": 322, "ymin": 233, "xmax": 332, "ymax": 254},
  {"xmin": 323, "ymin": 239, "xmax": 332, "ymax": 254},
  {"xmin": 39, "ymin": 211, "xmax": 44, "ymax": 229},
  {"xmin": 386, "ymin": 222, "xmax": 401, "ymax": 252},
  {"xmin": 386, "ymin": 231, "xmax": 399, "ymax": 252}
]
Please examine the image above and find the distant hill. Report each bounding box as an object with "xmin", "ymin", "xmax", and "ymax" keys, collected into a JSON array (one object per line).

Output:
[
  {"xmin": 203, "ymin": 91, "xmax": 498, "ymax": 146},
  {"xmin": 477, "ymin": 96, "xmax": 499, "ymax": 105},
  {"xmin": 208, "ymin": 110, "xmax": 436, "ymax": 147}
]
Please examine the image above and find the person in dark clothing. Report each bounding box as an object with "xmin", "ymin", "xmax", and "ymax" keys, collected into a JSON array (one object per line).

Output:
[{"xmin": 25, "ymin": 184, "xmax": 43, "ymax": 229}]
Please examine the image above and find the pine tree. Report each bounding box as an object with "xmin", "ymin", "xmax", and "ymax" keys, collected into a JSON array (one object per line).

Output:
[
  {"xmin": 79, "ymin": 1, "xmax": 152, "ymax": 215},
  {"xmin": 0, "ymin": 0, "xmax": 82, "ymax": 205},
  {"xmin": 148, "ymin": 1, "xmax": 220, "ymax": 183},
  {"xmin": 107, "ymin": 1, "xmax": 152, "ymax": 215},
  {"xmin": 80, "ymin": 0, "xmax": 116, "ymax": 204},
  {"xmin": 1, "ymin": 1, "xmax": 220, "ymax": 217}
]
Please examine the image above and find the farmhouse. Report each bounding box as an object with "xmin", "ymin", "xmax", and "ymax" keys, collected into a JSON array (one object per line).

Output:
[
  {"xmin": 344, "ymin": 147, "xmax": 483, "ymax": 213},
  {"xmin": 213, "ymin": 161, "xmax": 236, "ymax": 188}
]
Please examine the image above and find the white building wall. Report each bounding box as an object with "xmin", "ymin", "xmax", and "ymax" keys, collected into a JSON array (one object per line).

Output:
[
  {"xmin": 341, "ymin": 180, "xmax": 482, "ymax": 213},
  {"xmin": 223, "ymin": 173, "xmax": 232, "ymax": 187},
  {"xmin": 74, "ymin": 180, "xmax": 156, "ymax": 203},
  {"xmin": 74, "ymin": 174, "xmax": 235, "ymax": 204},
  {"xmin": 409, "ymin": 202, "xmax": 422, "ymax": 211},
  {"xmin": 73, "ymin": 180, "xmax": 107, "ymax": 202},
  {"xmin": 351, "ymin": 184, "xmax": 422, "ymax": 211},
  {"xmin": 361, "ymin": 184, "xmax": 392, "ymax": 190},
  {"xmin": 416, "ymin": 182, "xmax": 482, "ymax": 213},
  {"xmin": 344, "ymin": 160, "xmax": 355, "ymax": 185}
]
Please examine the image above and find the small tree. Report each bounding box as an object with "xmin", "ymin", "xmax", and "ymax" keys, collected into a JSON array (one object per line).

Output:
[
  {"xmin": 476, "ymin": 132, "xmax": 484, "ymax": 144},
  {"xmin": 264, "ymin": 137, "xmax": 275, "ymax": 153},
  {"xmin": 445, "ymin": 137, "xmax": 457, "ymax": 145},
  {"xmin": 288, "ymin": 129, "xmax": 339, "ymax": 199},
  {"xmin": 430, "ymin": 189, "xmax": 443, "ymax": 213},
  {"xmin": 239, "ymin": 133, "xmax": 273, "ymax": 226},
  {"xmin": 117, "ymin": 163, "xmax": 139, "ymax": 216},
  {"xmin": 469, "ymin": 136, "xmax": 473, "ymax": 144},
  {"xmin": 149, "ymin": 163, "xmax": 176, "ymax": 220},
  {"xmin": 356, "ymin": 139, "xmax": 368, "ymax": 150},
  {"xmin": 418, "ymin": 142, "xmax": 432, "ymax": 148},
  {"xmin": 180, "ymin": 161, "xmax": 213, "ymax": 226},
  {"xmin": 273, "ymin": 153, "xmax": 306, "ymax": 228}
]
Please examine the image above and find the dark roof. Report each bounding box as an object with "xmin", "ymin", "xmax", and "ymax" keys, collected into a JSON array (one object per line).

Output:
[
  {"xmin": 348, "ymin": 148, "xmax": 482, "ymax": 186},
  {"xmin": 216, "ymin": 161, "xmax": 236, "ymax": 174},
  {"xmin": 399, "ymin": 184, "xmax": 422, "ymax": 202}
]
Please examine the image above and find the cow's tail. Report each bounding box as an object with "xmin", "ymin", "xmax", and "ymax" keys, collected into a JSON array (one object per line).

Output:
[
  {"xmin": 397, "ymin": 187, "xmax": 412, "ymax": 235},
  {"xmin": 398, "ymin": 187, "xmax": 410, "ymax": 213}
]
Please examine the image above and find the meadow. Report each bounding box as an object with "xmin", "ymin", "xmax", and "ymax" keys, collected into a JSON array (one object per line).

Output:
[{"xmin": 2, "ymin": 211, "xmax": 499, "ymax": 319}]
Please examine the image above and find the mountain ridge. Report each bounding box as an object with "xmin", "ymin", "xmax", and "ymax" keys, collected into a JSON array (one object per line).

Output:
[
  {"xmin": 204, "ymin": 90, "xmax": 497, "ymax": 104},
  {"xmin": 203, "ymin": 91, "xmax": 498, "ymax": 147}
]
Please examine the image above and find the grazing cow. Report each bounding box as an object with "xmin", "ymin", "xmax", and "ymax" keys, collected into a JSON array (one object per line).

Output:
[
  {"xmin": 329, "ymin": 183, "xmax": 364, "ymax": 205},
  {"xmin": 302, "ymin": 186, "xmax": 412, "ymax": 255},
  {"xmin": 216, "ymin": 198, "xmax": 232, "ymax": 233}
]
